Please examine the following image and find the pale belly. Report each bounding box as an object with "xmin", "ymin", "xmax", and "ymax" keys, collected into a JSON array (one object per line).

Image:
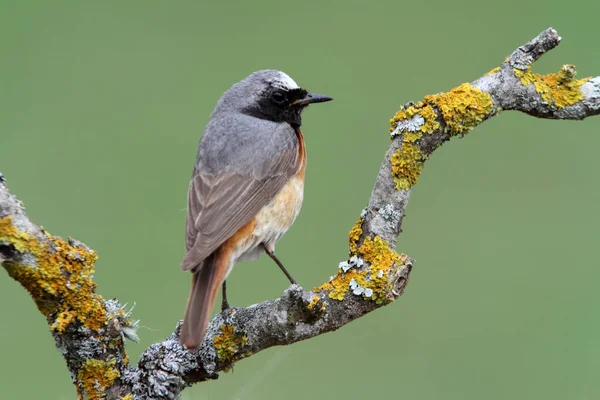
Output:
[{"xmin": 231, "ymin": 174, "xmax": 305, "ymax": 264}]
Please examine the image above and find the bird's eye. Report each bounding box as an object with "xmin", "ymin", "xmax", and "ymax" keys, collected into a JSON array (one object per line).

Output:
[{"xmin": 271, "ymin": 91, "xmax": 286, "ymax": 104}]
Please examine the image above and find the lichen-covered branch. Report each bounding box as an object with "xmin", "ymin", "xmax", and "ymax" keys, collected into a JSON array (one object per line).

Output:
[
  {"xmin": 361, "ymin": 27, "xmax": 599, "ymax": 248},
  {"xmin": 0, "ymin": 179, "xmax": 138, "ymax": 399},
  {"xmin": 1, "ymin": 28, "xmax": 598, "ymax": 400},
  {"xmin": 0, "ymin": 176, "xmax": 411, "ymax": 399}
]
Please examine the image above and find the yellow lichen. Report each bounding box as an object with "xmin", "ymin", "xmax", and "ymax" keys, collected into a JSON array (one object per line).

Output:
[
  {"xmin": 316, "ymin": 281, "xmax": 333, "ymax": 294},
  {"xmin": 426, "ymin": 83, "xmax": 494, "ymax": 135},
  {"xmin": 484, "ymin": 66, "xmax": 501, "ymax": 76},
  {"xmin": 403, "ymin": 130, "xmax": 422, "ymax": 143},
  {"xmin": 120, "ymin": 395, "xmax": 133, "ymax": 400},
  {"xmin": 418, "ymin": 104, "xmax": 441, "ymax": 134},
  {"xmin": 77, "ymin": 358, "xmax": 120, "ymax": 400},
  {"xmin": 388, "ymin": 83, "xmax": 492, "ymax": 190},
  {"xmin": 514, "ymin": 64, "xmax": 589, "ymax": 108},
  {"xmin": 390, "ymin": 103, "xmax": 440, "ymax": 137},
  {"xmin": 0, "ymin": 216, "xmax": 35, "ymax": 253},
  {"xmin": 348, "ymin": 217, "xmax": 363, "ymax": 254},
  {"xmin": 51, "ymin": 310, "xmax": 77, "ymax": 334},
  {"xmin": 322, "ymin": 269, "xmax": 368, "ymax": 301},
  {"xmin": 357, "ymin": 236, "xmax": 402, "ymax": 304},
  {"xmin": 315, "ymin": 235, "xmax": 402, "ymax": 304},
  {"xmin": 390, "ymin": 143, "xmax": 425, "ymax": 190},
  {"xmin": 0, "ymin": 216, "xmax": 105, "ymax": 332},
  {"xmin": 213, "ymin": 324, "xmax": 248, "ymax": 365},
  {"xmin": 307, "ymin": 295, "xmax": 320, "ymax": 311}
]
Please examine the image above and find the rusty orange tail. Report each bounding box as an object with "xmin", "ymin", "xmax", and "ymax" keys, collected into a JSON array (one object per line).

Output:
[{"xmin": 180, "ymin": 251, "xmax": 227, "ymax": 349}]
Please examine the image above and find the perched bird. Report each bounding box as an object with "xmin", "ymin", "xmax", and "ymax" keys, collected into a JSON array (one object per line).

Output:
[{"xmin": 180, "ymin": 70, "xmax": 333, "ymax": 349}]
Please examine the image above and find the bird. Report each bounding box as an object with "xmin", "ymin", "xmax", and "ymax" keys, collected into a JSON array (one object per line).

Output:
[{"xmin": 179, "ymin": 70, "xmax": 333, "ymax": 349}]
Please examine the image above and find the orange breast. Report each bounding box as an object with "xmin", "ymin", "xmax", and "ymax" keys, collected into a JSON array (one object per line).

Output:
[
  {"xmin": 248, "ymin": 126, "xmax": 307, "ymax": 247},
  {"xmin": 295, "ymin": 127, "xmax": 307, "ymax": 179}
]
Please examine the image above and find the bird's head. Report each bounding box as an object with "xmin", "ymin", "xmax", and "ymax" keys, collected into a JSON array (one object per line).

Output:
[{"xmin": 215, "ymin": 70, "xmax": 333, "ymax": 126}]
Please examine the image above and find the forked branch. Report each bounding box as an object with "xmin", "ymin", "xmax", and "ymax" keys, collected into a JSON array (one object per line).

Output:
[{"xmin": 1, "ymin": 28, "xmax": 597, "ymax": 399}]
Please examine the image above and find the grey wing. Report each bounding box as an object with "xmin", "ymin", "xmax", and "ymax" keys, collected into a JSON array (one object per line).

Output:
[{"xmin": 181, "ymin": 147, "xmax": 299, "ymax": 272}]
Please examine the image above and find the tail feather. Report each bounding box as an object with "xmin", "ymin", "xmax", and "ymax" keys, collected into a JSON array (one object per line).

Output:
[{"xmin": 180, "ymin": 251, "xmax": 226, "ymax": 349}]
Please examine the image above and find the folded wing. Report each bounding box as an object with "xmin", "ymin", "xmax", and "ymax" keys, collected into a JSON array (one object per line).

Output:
[{"xmin": 181, "ymin": 144, "xmax": 299, "ymax": 272}]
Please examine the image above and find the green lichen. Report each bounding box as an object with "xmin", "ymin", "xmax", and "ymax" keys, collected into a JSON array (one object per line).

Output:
[
  {"xmin": 514, "ymin": 64, "xmax": 589, "ymax": 108},
  {"xmin": 0, "ymin": 216, "xmax": 106, "ymax": 332},
  {"xmin": 213, "ymin": 324, "xmax": 248, "ymax": 365},
  {"xmin": 76, "ymin": 358, "xmax": 120, "ymax": 400}
]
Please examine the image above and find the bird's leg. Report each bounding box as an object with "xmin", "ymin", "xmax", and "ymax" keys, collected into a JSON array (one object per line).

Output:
[
  {"xmin": 221, "ymin": 280, "xmax": 230, "ymax": 311},
  {"xmin": 262, "ymin": 244, "xmax": 298, "ymax": 285}
]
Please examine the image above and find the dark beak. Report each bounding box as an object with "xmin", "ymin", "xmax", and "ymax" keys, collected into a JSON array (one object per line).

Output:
[{"xmin": 290, "ymin": 92, "xmax": 334, "ymax": 107}]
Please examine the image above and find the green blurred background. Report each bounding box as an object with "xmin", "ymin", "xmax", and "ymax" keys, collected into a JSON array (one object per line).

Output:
[{"xmin": 2, "ymin": 1, "xmax": 599, "ymax": 399}]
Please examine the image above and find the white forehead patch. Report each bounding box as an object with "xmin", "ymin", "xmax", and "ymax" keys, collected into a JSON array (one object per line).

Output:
[{"xmin": 273, "ymin": 71, "xmax": 299, "ymax": 89}]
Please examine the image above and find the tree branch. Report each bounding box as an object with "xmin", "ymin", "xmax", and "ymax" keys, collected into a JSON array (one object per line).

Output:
[{"xmin": 1, "ymin": 28, "xmax": 598, "ymax": 399}]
